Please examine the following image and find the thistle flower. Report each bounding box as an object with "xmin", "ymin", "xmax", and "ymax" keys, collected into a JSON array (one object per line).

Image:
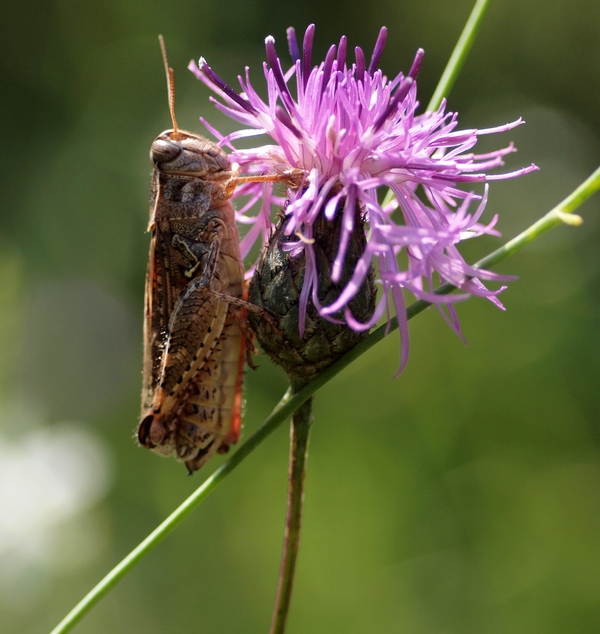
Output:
[{"xmin": 189, "ymin": 25, "xmax": 537, "ymax": 372}]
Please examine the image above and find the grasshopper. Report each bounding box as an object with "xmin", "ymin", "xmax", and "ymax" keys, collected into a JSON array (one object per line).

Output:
[{"xmin": 137, "ymin": 37, "xmax": 281, "ymax": 473}]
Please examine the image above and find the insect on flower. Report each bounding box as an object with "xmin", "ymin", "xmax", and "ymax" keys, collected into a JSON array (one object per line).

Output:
[
  {"xmin": 137, "ymin": 37, "xmax": 284, "ymax": 473},
  {"xmin": 190, "ymin": 25, "xmax": 539, "ymax": 373}
]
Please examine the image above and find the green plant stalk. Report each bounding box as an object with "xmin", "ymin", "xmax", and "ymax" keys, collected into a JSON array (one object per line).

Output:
[
  {"xmin": 50, "ymin": 165, "xmax": 599, "ymax": 634},
  {"xmin": 475, "ymin": 167, "xmax": 595, "ymax": 268},
  {"xmin": 427, "ymin": 0, "xmax": 492, "ymax": 112},
  {"xmin": 270, "ymin": 381, "xmax": 313, "ymax": 634},
  {"xmin": 382, "ymin": 0, "xmax": 491, "ymax": 211}
]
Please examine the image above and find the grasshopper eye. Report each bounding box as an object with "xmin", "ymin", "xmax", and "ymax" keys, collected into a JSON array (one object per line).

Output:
[
  {"xmin": 151, "ymin": 138, "xmax": 182, "ymax": 166},
  {"xmin": 137, "ymin": 413, "xmax": 156, "ymax": 447}
]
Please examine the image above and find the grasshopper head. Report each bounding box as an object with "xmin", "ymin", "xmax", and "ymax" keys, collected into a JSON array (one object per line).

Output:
[
  {"xmin": 151, "ymin": 130, "xmax": 234, "ymax": 182},
  {"xmin": 152, "ymin": 38, "xmax": 235, "ymax": 186}
]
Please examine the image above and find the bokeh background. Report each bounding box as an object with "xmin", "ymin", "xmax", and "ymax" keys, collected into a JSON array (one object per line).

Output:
[{"xmin": 1, "ymin": 1, "xmax": 599, "ymax": 632}]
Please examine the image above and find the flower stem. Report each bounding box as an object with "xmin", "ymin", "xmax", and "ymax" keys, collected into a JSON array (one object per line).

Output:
[
  {"xmin": 383, "ymin": 0, "xmax": 491, "ymax": 211},
  {"xmin": 427, "ymin": 0, "xmax": 492, "ymax": 112},
  {"xmin": 474, "ymin": 166, "xmax": 598, "ymax": 270},
  {"xmin": 270, "ymin": 378, "xmax": 313, "ymax": 634},
  {"xmin": 50, "ymin": 167, "xmax": 599, "ymax": 634}
]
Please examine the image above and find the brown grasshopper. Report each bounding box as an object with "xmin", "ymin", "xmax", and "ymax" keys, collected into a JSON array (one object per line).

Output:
[{"xmin": 137, "ymin": 37, "xmax": 282, "ymax": 473}]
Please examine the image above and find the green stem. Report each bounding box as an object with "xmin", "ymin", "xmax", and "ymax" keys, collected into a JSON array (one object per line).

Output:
[
  {"xmin": 383, "ymin": 0, "xmax": 492, "ymax": 210},
  {"xmin": 427, "ymin": 0, "xmax": 492, "ymax": 112},
  {"xmin": 270, "ymin": 379, "xmax": 313, "ymax": 634},
  {"xmin": 50, "ymin": 167, "xmax": 599, "ymax": 634},
  {"xmin": 474, "ymin": 167, "xmax": 597, "ymax": 270}
]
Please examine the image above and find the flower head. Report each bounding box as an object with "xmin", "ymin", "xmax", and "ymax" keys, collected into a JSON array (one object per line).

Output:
[{"xmin": 189, "ymin": 25, "xmax": 537, "ymax": 371}]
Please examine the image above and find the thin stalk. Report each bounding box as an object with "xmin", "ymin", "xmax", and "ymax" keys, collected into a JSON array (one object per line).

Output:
[
  {"xmin": 474, "ymin": 166, "xmax": 597, "ymax": 269},
  {"xmin": 383, "ymin": 0, "xmax": 492, "ymax": 210},
  {"xmin": 427, "ymin": 0, "xmax": 492, "ymax": 112},
  {"xmin": 270, "ymin": 378, "xmax": 313, "ymax": 634},
  {"xmin": 50, "ymin": 166, "xmax": 599, "ymax": 634}
]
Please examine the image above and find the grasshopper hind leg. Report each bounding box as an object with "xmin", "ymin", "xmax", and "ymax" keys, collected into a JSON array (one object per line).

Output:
[{"xmin": 183, "ymin": 439, "xmax": 221, "ymax": 474}]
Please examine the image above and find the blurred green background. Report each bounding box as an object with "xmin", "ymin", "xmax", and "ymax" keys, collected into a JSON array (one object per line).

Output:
[{"xmin": 1, "ymin": 1, "xmax": 599, "ymax": 632}]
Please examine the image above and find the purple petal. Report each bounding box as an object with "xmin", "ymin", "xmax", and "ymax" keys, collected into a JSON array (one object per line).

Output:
[
  {"xmin": 321, "ymin": 45, "xmax": 337, "ymax": 93},
  {"xmin": 484, "ymin": 164, "xmax": 539, "ymax": 180},
  {"xmin": 265, "ymin": 36, "xmax": 297, "ymax": 113},
  {"xmin": 391, "ymin": 284, "xmax": 409, "ymax": 376},
  {"xmin": 354, "ymin": 46, "xmax": 365, "ymax": 79},
  {"xmin": 287, "ymin": 27, "xmax": 300, "ymax": 62},
  {"xmin": 368, "ymin": 27, "xmax": 388, "ymax": 75},
  {"xmin": 195, "ymin": 58, "xmax": 257, "ymax": 114},
  {"xmin": 276, "ymin": 106, "xmax": 302, "ymax": 138},
  {"xmin": 373, "ymin": 77, "xmax": 413, "ymax": 131},
  {"xmin": 408, "ymin": 48, "xmax": 425, "ymax": 81},
  {"xmin": 337, "ymin": 36, "xmax": 347, "ymax": 70},
  {"xmin": 302, "ymin": 24, "xmax": 316, "ymax": 89},
  {"xmin": 298, "ymin": 239, "xmax": 317, "ymax": 337},
  {"xmin": 343, "ymin": 292, "xmax": 388, "ymax": 331},
  {"xmin": 331, "ymin": 185, "xmax": 357, "ymax": 282},
  {"xmin": 321, "ymin": 242, "xmax": 379, "ymax": 315}
]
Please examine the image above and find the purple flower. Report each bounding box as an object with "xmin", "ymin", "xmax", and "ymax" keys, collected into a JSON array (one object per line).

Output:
[{"xmin": 189, "ymin": 25, "xmax": 537, "ymax": 372}]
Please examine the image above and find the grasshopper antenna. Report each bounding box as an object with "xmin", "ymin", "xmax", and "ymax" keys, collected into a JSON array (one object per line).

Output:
[{"xmin": 159, "ymin": 35, "xmax": 180, "ymax": 138}]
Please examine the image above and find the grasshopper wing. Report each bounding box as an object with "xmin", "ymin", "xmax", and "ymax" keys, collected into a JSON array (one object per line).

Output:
[{"xmin": 138, "ymin": 273, "xmax": 229, "ymax": 452}]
